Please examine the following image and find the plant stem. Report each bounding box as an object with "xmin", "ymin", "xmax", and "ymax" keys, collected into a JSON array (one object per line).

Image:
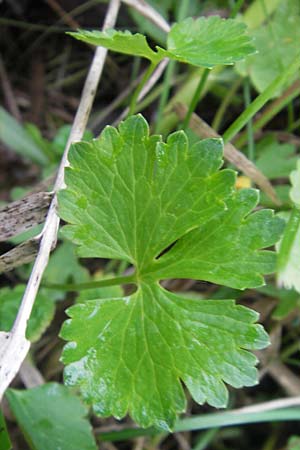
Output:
[
  {"xmin": 229, "ymin": 0, "xmax": 245, "ymax": 18},
  {"xmin": 243, "ymin": 76, "xmax": 255, "ymax": 161},
  {"xmin": 235, "ymin": 80, "xmax": 300, "ymax": 147},
  {"xmin": 129, "ymin": 62, "xmax": 158, "ymax": 115},
  {"xmin": 154, "ymin": 0, "xmax": 190, "ymax": 133},
  {"xmin": 212, "ymin": 78, "xmax": 242, "ymax": 132},
  {"xmin": 155, "ymin": 60, "xmax": 176, "ymax": 133},
  {"xmin": 222, "ymin": 55, "xmax": 300, "ymax": 144},
  {"xmin": 114, "ymin": 58, "xmax": 169, "ymax": 124},
  {"xmin": 192, "ymin": 429, "xmax": 218, "ymax": 450},
  {"xmin": 43, "ymin": 274, "xmax": 136, "ymax": 292},
  {"xmin": 98, "ymin": 398, "xmax": 300, "ymax": 441},
  {"xmin": 176, "ymin": 0, "xmax": 190, "ymax": 20},
  {"xmin": 287, "ymin": 101, "xmax": 294, "ymax": 131},
  {"xmin": 277, "ymin": 207, "xmax": 300, "ymax": 272},
  {"xmin": 182, "ymin": 68, "xmax": 210, "ymax": 129}
]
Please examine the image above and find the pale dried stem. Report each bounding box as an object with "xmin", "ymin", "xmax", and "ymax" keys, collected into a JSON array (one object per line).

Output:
[
  {"xmin": 0, "ymin": 0, "xmax": 121, "ymax": 399},
  {"xmin": 173, "ymin": 103, "xmax": 281, "ymax": 205},
  {"xmin": 234, "ymin": 396, "xmax": 300, "ymax": 415},
  {"xmin": 121, "ymin": 0, "xmax": 170, "ymax": 33}
]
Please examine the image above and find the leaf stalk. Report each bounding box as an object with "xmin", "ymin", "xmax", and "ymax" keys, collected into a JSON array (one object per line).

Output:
[{"xmin": 43, "ymin": 274, "xmax": 136, "ymax": 292}]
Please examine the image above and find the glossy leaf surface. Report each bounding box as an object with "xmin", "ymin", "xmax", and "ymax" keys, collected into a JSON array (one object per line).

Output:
[
  {"xmin": 70, "ymin": 16, "xmax": 254, "ymax": 69},
  {"xmin": 59, "ymin": 114, "xmax": 283, "ymax": 429}
]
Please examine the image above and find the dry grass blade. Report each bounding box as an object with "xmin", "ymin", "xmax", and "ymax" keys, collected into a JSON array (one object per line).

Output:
[
  {"xmin": 173, "ymin": 103, "xmax": 281, "ymax": 206},
  {"xmin": 0, "ymin": 332, "xmax": 30, "ymax": 399},
  {"xmin": 0, "ymin": 0, "xmax": 121, "ymax": 401},
  {"xmin": 0, "ymin": 192, "xmax": 52, "ymax": 241}
]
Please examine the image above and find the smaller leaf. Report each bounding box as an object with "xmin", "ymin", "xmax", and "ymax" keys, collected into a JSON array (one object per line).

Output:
[
  {"xmin": 160, "ymin": 16, "xmax": 256, "ymax": 68},
  {"xmin": 0, "ymin": 285, "xmax": 55, "ymax": 342},
  {"xmin": 6, "ymin": 383, "xmax": 97, "ymax": 450},
  {"xmin": 69, "ymin": 29, "xmax": 161, "ymax": 64},
  {"xmin": 70, "ymin": 16, "xmax": 254, "ymax": 69}
]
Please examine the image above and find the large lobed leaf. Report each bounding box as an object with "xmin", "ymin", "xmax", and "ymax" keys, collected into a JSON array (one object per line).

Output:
[
  {"xmin": 70, "ymin": 16, "xmax": 255, "ymax": 68},
  {"xmin": 160, "ymin": 16, "xmax": 255, "ymax": 67},
  {"xmin": 62, "ymin": 287, "xmax": 267, "ymax": 429},
  {"xmin": 59, "ymin": 115, "xmax": 283, "ymax": 429}
]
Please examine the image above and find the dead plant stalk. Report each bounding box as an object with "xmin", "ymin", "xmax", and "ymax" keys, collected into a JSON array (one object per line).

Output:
[{"xmin": 0, "ymin": 0, "xmax": 121, "ymax": 400}]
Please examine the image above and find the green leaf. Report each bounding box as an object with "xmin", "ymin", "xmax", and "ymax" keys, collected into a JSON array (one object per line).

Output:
[
  {"xmin": 59, "ymin": 114, "xmax": 283, "ymax": 429},
  {"xmin": 237, "ymin": 0, "xmax": 300, "ymax": 95},
  {"xmin": 277, "ymin": 162, "xmax": 300, "ymax": 292},
  {"xmin": 0, "ymin": 107, "xmax": 48, "ymax": 166},
  {"xmin": 288, "ymin": 436, "xmax": 300, "ymax": 450},
  {"xmin": 0, "ymin": 409, "xmax": 11, "ymax": 450},
  {"xmin": 256, "ymin": 136, "xmax": 298, "ymax": 180},
  {"xmin": 70, "ymin": 16, "xmax": 254, "ymax": 69},
  {"xmin": 6, "ymin": 383, "xmax": 97, "ymax": 450},
  {"xmin": 160, "ymin": 16, "xmax": 255, "ymax": 68},
  {"xmin": 258, "ymin": 284, "xmax": 300, "ymax": 319},
  {"xmin": 62, "ymin": 288, "xmax": 268, "ymax": 430},
  {"xmin": 0, "ymin": 285, "xmax": 55, "ymax": 342},
  {"xmin": 69, "ymin": 29, "xmax": 161, "ymax": 64},
  {"xmin": 148, "ymin": 190, "xmax": 281, "ymax": 289}
]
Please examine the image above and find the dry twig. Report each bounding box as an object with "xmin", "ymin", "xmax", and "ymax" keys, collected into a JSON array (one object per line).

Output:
[
  {"xmin": 121, "ymin": 0, "xmax": 170, "ymax": 32},
  {"xmin": 0, "ymin": 0, "xmax": 121, "ymax": 400},
  {"xmin": 0, "ymin": 192, "xmax": 52, "ymax": 242}
]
